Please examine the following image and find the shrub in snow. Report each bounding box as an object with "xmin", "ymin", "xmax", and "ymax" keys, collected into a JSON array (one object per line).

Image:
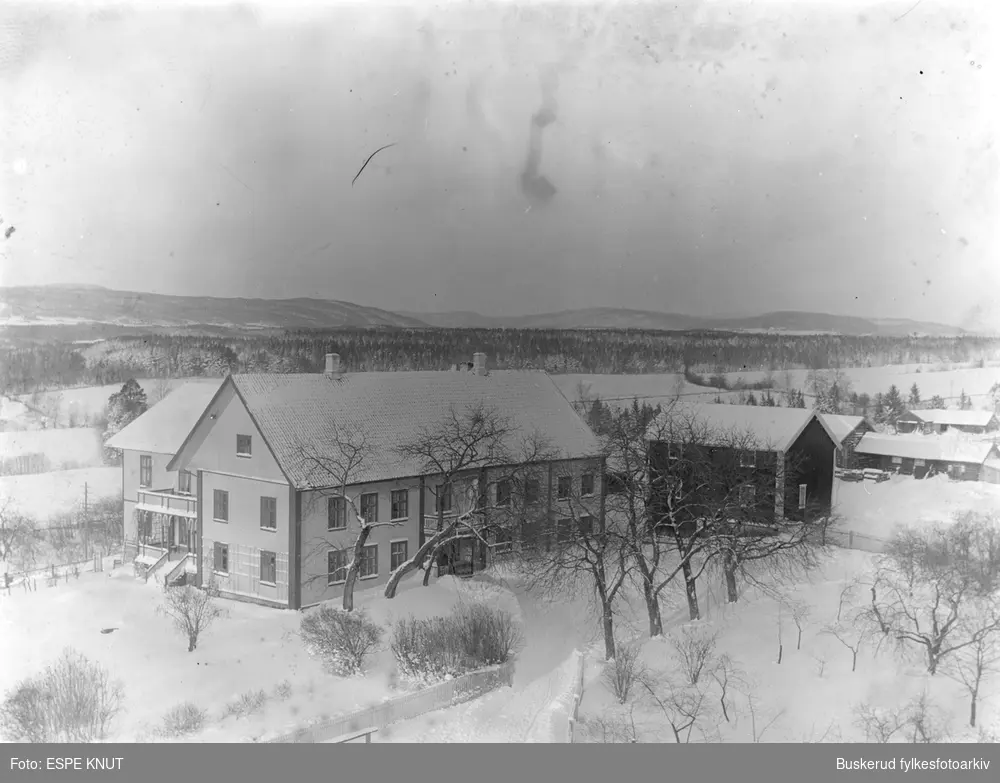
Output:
[
  {"xmin": 272, "ymin": 680, "xmax": 293, "ymax": 701},
  {"xmin": 391, "ymin": 602, "xmax": 522, "ymax": 684},
  {"xmin": 0, "ymin": 649, "xmax": 124, "ymax": 742},
  {"xmin": 222, "ymin": 689, "xmax": 269, "ymax": 720},
  {"xmin": 603, "ymin": 641, "xmax": 647, "ymax": 705},
  {"xmin": 668, "ymin": 625, "xmax": 720, "ymax": 686},
  {"xmin": 157, "ymin": 583, "xmax": 228, "ymax": 653},
  {"xmin": 160, "ymin": 703, "xmax": 207, "ymax": 737},
  {"xmin": 299, "ymin": 606, "xmax": 383, "ymax": 676}
]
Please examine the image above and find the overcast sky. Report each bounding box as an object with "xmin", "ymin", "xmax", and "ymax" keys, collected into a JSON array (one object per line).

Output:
[{"xmin": 0, "ymin": 0, "xmax": 997, "ymax": 327}]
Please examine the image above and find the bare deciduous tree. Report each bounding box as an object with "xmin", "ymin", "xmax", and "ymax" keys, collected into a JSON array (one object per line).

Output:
[
  {"xmin": 297, "ymin": 422, "xmax": 403, "ymax": 612},
  {"xmin": 385, "ymin": 402, "xmax": 557, "ymax": 599},
  {"xmin": 943, "ymin": 631, "xmax": 1000, "ymax": 728},
  {"xmin": 852, "ymin": 516, "xmax": 1000, "ymax": 675},
  {"xmin": 158, "ymin": 574, "xmax": 228, "ymax": 652}
]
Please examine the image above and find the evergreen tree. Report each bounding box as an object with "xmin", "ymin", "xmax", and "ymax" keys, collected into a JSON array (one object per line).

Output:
[
  {"xmin": 884, "ymin": 384, "xmax": 906, "ymax": 423},
  {"xmin": 872, "ymin": 392, "xmax": 887, "ymax": 424},
  {"xmin": 908, "ymin": 383, "xmax": 921, "ymax": 407},
  {"xmin": 102, "ymin": 379, "xmax": 149, "ymax": 463},
  {"xmin": 928, "ymin": 394, "xmax": 946, "ymax": 409}
]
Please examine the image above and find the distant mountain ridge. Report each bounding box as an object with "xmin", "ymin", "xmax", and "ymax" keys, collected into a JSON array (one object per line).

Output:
[{"xmin": 0, "ymin": 285, "xmax": 970, "ymax": 336}]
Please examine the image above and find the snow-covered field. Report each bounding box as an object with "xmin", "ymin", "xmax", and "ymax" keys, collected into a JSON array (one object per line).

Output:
[
  {"xmin": 17, "ymin": 377, "xmax": 220, "ymax": 427},
  {"xmin": 0, "ymin": 569, "xmax": 519, "ymax": 743},
  {"xmin": 572, "ymin": 549, "xmax": 997, "ymax": 743},
  {"xmin": 0, "ymin": 427, "xmax": 104, "ymax": 471},
  {"xmin": 554, "ymin": 365, "xmax": 1000, "ymax": 409},
  {"xmin": 834, "ymin": 474, "xmax": 1000, "ymax": 541},
  {"xmin": 0, "ymin": 466, "xmax": 121, "ymax": 520}
]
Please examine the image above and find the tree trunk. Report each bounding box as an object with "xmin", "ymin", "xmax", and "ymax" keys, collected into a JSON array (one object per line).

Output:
[
  {"xmin": 601, "ymin": 602, "xmax": 616, "ymax": 660},
  {"xmin": 342, "ymin": 526, "xmax": 373, "ymax": 612},
  {"xmin": 671, "ymin": 530, "xmax": 700, "ymax": 620},
  {"xmin": 723, "ymin": 550, "xmax": 738, "ymax": 604},
  {"xmin": 642, "ymin": 578, "xmax": 663, "ymax": 637},
  {"xmin": 682, "ymin": 557, "xmax": 700, "ymax": 621},
  {"xmin": 384, "ymin": 521, "xmax": 458, "ymax": 599},
  {"xmin": 970, "ymin": 693, "xmax": 977, "ymax": 728}
]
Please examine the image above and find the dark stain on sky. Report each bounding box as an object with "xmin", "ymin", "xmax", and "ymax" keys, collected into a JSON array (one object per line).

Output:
[{"xmin": 519, "ymin": 65, "xmax": 560, "ymax": 205}]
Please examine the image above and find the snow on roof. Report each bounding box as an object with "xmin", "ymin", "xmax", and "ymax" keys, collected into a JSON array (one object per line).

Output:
[
  {"xmin": 902, "ymin": 409, "xmax": 997, "ymax": 427},
  {"xmin": 854, "ymin": 432, "xmax": 997, "ymax": 464},
  {"xmin": 819, "ymin": 414, "xmax": 869, "ymax": 445},
  {"xmin": 653, "ymin": 403, "xmax": 837, "ymax": 452},
  {"xmin": 105, "ymin": 382, "xmax": 223, "ymax": 455},
  {"xmin": 194, "ymin": 370, "xmax": 602, "ymax": 488}
]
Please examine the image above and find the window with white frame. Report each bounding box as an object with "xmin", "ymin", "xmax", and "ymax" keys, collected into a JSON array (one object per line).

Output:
[
  {"xmin": 260, "ymin": 550, "xmax": 277, "ymax": 584},
  {"xmin": 213, "ymin": 489, "xmax": 229, "ymax": 522},
  {"xmin": 738, "ymin": 484, "xmax": 756, "ymax": 505},
  {"xmin": 359, "ymin": 544, "xmax": 378, "ymax": 579},
  {"xmin": 739, "ymin": 450, "xmax": 757, "ymax": 469},
  {"xmin": 327, "ymin": 496, "xmax": 346, "ymax": 530},
  {"xmin": 435, "ymin": 484, "xmax": 453, "ymax": 514},
  {"xmin": 557, "ymin": 476, "xmax": 572, "ymax": 499},
  {"xmin": 579, "ymin": 515, "xmax": 595, "ymax": 537},
  {"xmin": 213, "ymin": 542, "xmax": 229, "ymax": 574},
  {"xmin": 260, "ymin": 496, "xmax": 277, "ymax": 530},
  {"xmin": 139, "ymin": 455, "xmax": 152, "ymax": 488},
  {"xmin": 390, "ymin": 489, "xmax": 409, "ymax": 520},
  {"xmin": 360, "ymin": 492, "xmax": 378, "ymax": 523},
  {"xmin": 798, "ymin": 484, "xmax": 807, "ymax": 510},
  {"xmin": 390, "ymin": 540, "xmax": 408, "ymax": 571},
  {"xmin": 327, "ymin": 549, "xmax": 348, "ymax": 585},
  {"xmin": 236, "ymin": 434, "xmax": 252, "ymax": 457},
  {"xmin": 580, "ymin": 473, "xmax": 595, "ymax": 497},
  {"xmin": 891, "ymin": 456, "xmax": 902, "ymax": 465}
]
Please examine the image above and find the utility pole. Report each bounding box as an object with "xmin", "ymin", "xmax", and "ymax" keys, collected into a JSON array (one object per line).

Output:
[{"xmin": 83, "ymin": 482, "xmax": 89, "ymax": 560}]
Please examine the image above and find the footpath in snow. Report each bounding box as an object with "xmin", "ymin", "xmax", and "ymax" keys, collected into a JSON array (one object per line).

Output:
[{"xmin": 376, "ymin": 581, "xmax": 591, "ymax": 743}]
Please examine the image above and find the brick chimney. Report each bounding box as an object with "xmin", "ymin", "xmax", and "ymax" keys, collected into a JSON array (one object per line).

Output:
[
  {"xmin": 324, "ymin": 353, "xmax": 341, "ymax": 377},
  {"xmin": 472, "ymin": 352, "xmax": 487, "ymax": 376}
]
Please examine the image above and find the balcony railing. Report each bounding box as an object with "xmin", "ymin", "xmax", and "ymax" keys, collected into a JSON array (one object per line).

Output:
[{"xmin": 137, "ymin": 488, "xmax": 197, "ymax": 518}]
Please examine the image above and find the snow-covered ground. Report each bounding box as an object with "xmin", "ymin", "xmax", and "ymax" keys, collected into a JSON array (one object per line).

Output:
[
  {"xmin": 573, "ymin": 550, "xmax": 998, "ymax": 743},
  {"xmin": 834, "ymin": 474, "xmax": 1000, "ymax": 541},
  {"xmin": 0, "ymin": 466, "xmax": 122, "ymax": 520},
  {"xmin": 0, "ymin": 568, "xmax": 519, "ymax": 743},
  {"xmin": 554, "ymin": 365, "xmax": 1000, "ymax": 409},
  {"xmin": 0, "ymin": 427, "xmax": 104, "ymax": 471}
]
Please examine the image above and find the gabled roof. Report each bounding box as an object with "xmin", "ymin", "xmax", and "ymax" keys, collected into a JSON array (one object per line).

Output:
[
  {"xmin": 819, "ymin": 414, "xmax": 872, "ymax": 445},
  {"xmin": 854, "ymin": 433, "xmax": 998, "ymax": 464},
  {"xmin": 105, "ymin": 381, "xmax": 223, "ymax": 454},
  {"xmin": 176, "ymin": 370, "xmax": 603, "ymax": 489},
  {"xmin": 652, "ymin": 403, "xmax": 839, "ymax": 452},
  {"xmin": 901, "ymin": 408, "xmax": 997, "ymax": 427}
]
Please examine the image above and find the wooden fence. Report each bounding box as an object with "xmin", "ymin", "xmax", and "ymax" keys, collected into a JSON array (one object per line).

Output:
[
  {"xmin": 266, "ymin": 660, "xmax": 516, "ymax": 743},
  {"xmin": 2, "ymin": 553, "xmax": 114, "ymax": 595}
]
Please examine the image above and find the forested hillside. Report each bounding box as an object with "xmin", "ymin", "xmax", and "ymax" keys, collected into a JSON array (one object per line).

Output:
[{"xmin": 2, "ymin": 329, "xmax": 999, "ymax": 394}]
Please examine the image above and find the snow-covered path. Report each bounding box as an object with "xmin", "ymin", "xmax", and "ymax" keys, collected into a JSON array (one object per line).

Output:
[{"xmin": 376, "ymin": 580, "xmax": 592, "ymax": 743}]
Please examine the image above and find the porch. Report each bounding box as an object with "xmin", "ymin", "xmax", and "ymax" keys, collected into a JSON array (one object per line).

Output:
[
  {"xmin": 422, "ymin": 515, "xmax": 512, "ymax": 578},
  {"xmin": 129, "ymin": 488, "xmax": 198, "ymax": 562}
]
